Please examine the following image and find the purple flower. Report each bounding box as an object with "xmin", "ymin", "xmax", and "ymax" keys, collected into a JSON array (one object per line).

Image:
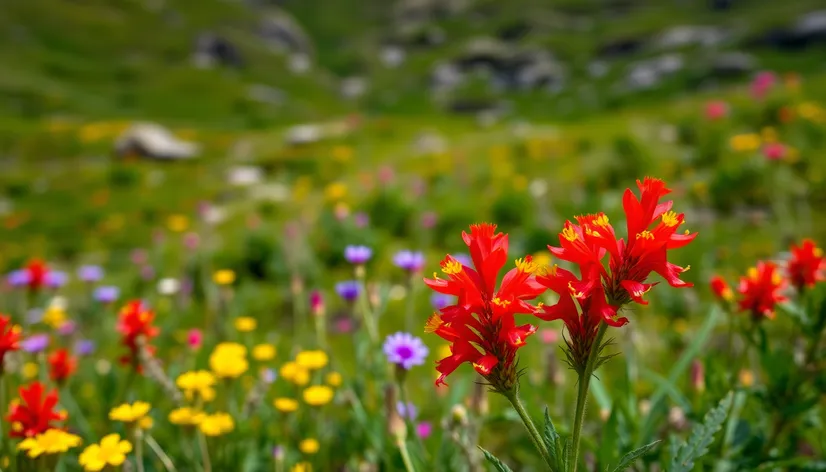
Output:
[
  {"xmin": 7, "ymin": 270, "xmax": 31, "ymax": 287},
  {"xmin": 93, "ymin": 286, "xmax": 120, "ymax": 303},
  {"xmin": 335, "ymin": 281, "xmax": 361, "ymax": 302},
  {"xmin": 430, "ymin": 293, "xmax": 454, "ymax": 310},
  {"xmin": 420, "ymin": 211, "xmax": 438, "ymax": 229},
  {"xmin": 74, "ymin": 339, "xmax": 96, "ymax": 356},
  {"xmin": 57, "ymin": 320, "xmax": 77, "ymax": 336},
  {"xmin": 397, "ymin": 401, "xmax": 418, "ymax": 421},
  {"xmin": 262, "ymin": 368, "xmax": 277, "ymax": 384},
  {"xmin": 416, "ymin": 421, "xmax": 433, "ymax": 439},
  {"xmin": 393, "ymin": 250, "xmax": 425, "ymax": 272},
  {"xmin": 353, "ymin": 212, "xmax": 370, "ymax": 228},
  {"xmin": 344, "ymin": 245, "xmax": 373, "ymax": 265},
  {"xmin": 383, "ymin": 332, "xmax": 428, "ymax": 370},
  {"xmin": 77, "ymin": 265, "xmax": 104, "ymax": 283},
  {"xmin": 44, "ymin": 271, "xmax": 68, "ymax": 289},
  {"xmin": 140, "ymin": 265, "xmax": 155, "ymax": 281},
  {"xmin": 21, "ymin": 334, "xmax": 50, "ymax": 353},
  {"xmin": 272, "ymin": 446, "xmax": 285, "ymax": 460}
]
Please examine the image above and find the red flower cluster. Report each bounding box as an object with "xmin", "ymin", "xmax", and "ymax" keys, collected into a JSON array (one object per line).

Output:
[
  {"xmin": 117, "ymin": 300, "xmax": 159, "ymax": 370},
  {"xmin": 424, "ymin": 224, "xmax": 545, "ymax": 389},
  {"xmin": 48, "ymin": 348, "xmax": 77, "ymax": 385},
  {"xmin": 787, "ymin": 239, "xmax": 825, "ymax": 291},
  {"xmin": 6, "ymin": 382, "xmax": 66, "ymax": 438},
  {"xmin": 710, "ymin": 275, "xmax": 734, "ymax": 302},
  {"xmin": 0, "ymin": 314, "xmax": 21, "ymax": 373},
  {"xmin": 24, "ymin": 259, "xmax": 49, "ymax": 291},
  {"xmin": 536, "ymin": 178, "xmax": 696, "ymax": 368},
  {"xmin": 737, "ymin": 262, "xmax": 788, "ymax": 320}
]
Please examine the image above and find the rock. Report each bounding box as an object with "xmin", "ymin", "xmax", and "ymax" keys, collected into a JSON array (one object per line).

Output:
[
  {"xmin": 284, "ymin": 124, "xmax": 323, "ymax": 146},
  {"xmin": 228, "ymin": 166, "xmax": 264, "ymax": 187},
  {"xmin": 288, "ymin": 54, "xmax": 311, "ymax": 74},
  {"xmin": 411, "ymin": 131, "xmax": 446, "ymax": 155},
  {"xmin": 588, "ymin": 60, "xmax": 610, "ymax": 78},
  {"xmin": 512, "ymin": 51, "xmax": 566, "ymax": 91},
  {"xmin": 625, "ymin": 54, "xmax": 684, "ymax": 90},
  {"xmin": 380, "ymin": 45, "xmax": 406, "ymax": 68},
  {"xmin": 710, "ymin": 52, "xmax": 756, "ymax": 77},
  {"xmin": 247, "ymin": 84, "xmax": 285, "ymax": 105},
  {"xmin": 753, "ymin": 10, "xmax": 826, "ymax": 50},
  {"xmin": 394, "ymin": 0, "xmax": 470, "ymax": 26},
  {"xmin": 340, "ymin": 77, "xmax": 368, "ymax": 100},
  {"xmin": 260, "ymin": 14, "xmax": 312, "ymax": 55},
  {"xmin": 794, "ymin": 10, "xmax": 826, "ymax": 40},
  {"xmin": 655, "ymin": 25, "xmax": 728, "ymax": 50},
  {"xmin": 430, "ymin": 61, "xmax": 464, "ymax": 91},
  {"xmin": 454, "ymin": 37, "xmax": 513, "ymax": 72},
  {"xmin": 114, "ymin": 123, "xmax": 199, "ymax": 160},
  {"xmin": 192, "ymin": 33, "xmax": 243, "ymax": 68}
]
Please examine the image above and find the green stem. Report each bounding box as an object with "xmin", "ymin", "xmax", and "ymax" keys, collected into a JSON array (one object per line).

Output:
[
  {"xmin": 396, "ymin": 436, "xmax": 417, "ymax": 472},
  {"xmin": 135, "ymin": 428, "xmax": 146, "ymax": 472},
  {"xmin": 571, "ymin": 322, "xmax": 609, "ymax": 472},
  {"xmin": 356, "ymin": 271, "xmax": 378, "ymax": 344},
  {"xmin": 502, "ymin": 388, "xmax": 554, "ymax": 470},
  {"xmin": 145, "ymin": 433, "xmax": 177, "ymax": 472},
  {"xmin": 197, "ymin": 431, "xmax": 212, "ymax": 472}
]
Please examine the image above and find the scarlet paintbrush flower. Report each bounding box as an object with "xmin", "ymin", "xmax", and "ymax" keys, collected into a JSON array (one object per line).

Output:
[
  {"xmin": 787, "ymin": 239, "xmax": 825, "ymax": 291},
  {"xmin": 710, "ymin": 275, "xmax": 734, "ymax": 302},
  {"xmin": 6, "ymin": 381, "xmax": 66, "ymax": 438},
  {"xmin": 537, "ymin": 178, "xmax": 696, "ymax": 369},
  {"xmin": 0, "ymin": 314, "xmax": 22, "ymax": 373},
  {"xmin": 424, "ymin": 224, "xmax": 546, "ymax": 390},
  {"xmin": 737, "ymin": 261, "xmax": 787, "ymax": 320},
  {"xmin": 24, "ymin": 259, "xmax": 49, "ymax": 291},
  {"xmin": 48, "ymin": 348, "xmax": 77, "ymax": 385},
  {"xmin": 116, "ymin": 300, "xmax": 159, "ymax": 370}
]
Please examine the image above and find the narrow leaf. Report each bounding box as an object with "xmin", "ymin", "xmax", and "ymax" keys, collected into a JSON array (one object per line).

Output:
[
  {"xmin": 563, "ymin": 436, "xmax": 572, "ymax": 472},
  {"xmin": 479, "ymin": 446, "xmax": 514, "ymax": 472},
  {"xmin": 669, "ymin": 392, "xmax": 734, "ymax": 472},
  {"xmin": 610, "ymin": 440, "xmax": 660, "ymax": 472},
  {"xmin": 543, "ymin": 406, "xmax": 560, "ymax": 465}
]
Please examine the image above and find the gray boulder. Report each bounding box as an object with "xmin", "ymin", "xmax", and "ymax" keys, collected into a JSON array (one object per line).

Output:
[{"xmin": 114, "ymin": 123, "xmax": 200, "ymax": 160}]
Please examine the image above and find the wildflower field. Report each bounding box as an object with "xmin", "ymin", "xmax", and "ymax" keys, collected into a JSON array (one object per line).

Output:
[{"xmin": 2, "ymin": 67, "xmax": 826, "ymax": 472}]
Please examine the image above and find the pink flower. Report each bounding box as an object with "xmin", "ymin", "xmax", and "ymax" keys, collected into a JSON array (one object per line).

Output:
[
  {"xmin": 540, "ymin": 329, "xmax": 559, "ymax": 345},
  {"xmin": 416, "ymin": 421, "xmax": 433, "ymax": 439},
  {"xmin": 751, "ymin": 71, "xmax": 776, "ymax": 100},
  {"xmin": 704, "ymin": 101, "xmax": 728, "ymax": 121},
  {"xmin": 187, "ymin": 329, "xmax": 203, "ymax": 350},
  {"xmin": 763, "ymin": 142, "xmax": 786, "ymax": 160}
]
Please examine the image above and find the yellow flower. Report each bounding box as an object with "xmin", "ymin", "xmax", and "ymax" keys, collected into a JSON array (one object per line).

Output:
[
  {"xmin": 273, "ymin": 398, "xmax": 299, "ymax": 412},
  {"xmin": 213, "ymin": 270, "xmax": 236, "ymax": 286},
  {"xmin": 213, "ymin": 342, "xmax": 247, "ymax": 358},
  {"xmin": 252, "ymin": 344, "xmax": 276, "ymax": 361},
  {"xmin": 729, "ymin": 133, "xmax": 761, "ymax": 152},
  {"xmin": 292, "ymin": 462, "xmax": 313, "ymax": 472},
  {"xmin": 210, "ymin": 350, "xmax": 249, "ymax": 379},
  {"xmin": 42, "ymin": 306, "xmax": 67, "ymax": 330},
  {"xmin": 79, "ymin": 434, "xmax": 132, "ymax": 472},
  {"xmin": 168, "ymin": 407, "xmax": 205, "ymax": 426},
  {"xmin": 739, "ymin": 369, "xmax": 755, "ymax": 387},
  {"xmin": 280, "ymin": 362, "xmax": 303, "ymax": 381},
  {"xmin": 296, "ymin": 350, "xmax": 328, "ymax": 370},
  {"xmin": 234, "ymin": 317, "xmax": 257, "ymax": 332},
  {"xmin": 302, "ymin": 386, "xmax": 334, "ymax": 406},
  {"xmin": 166, "ymin": 214, "xmax": 189, "ymax": 233},
  {"xmin": 176, "ymin": 371, "xmax": 217, "ymax": 402},
  {"xmin": 199, "ymin": 412, "xmax": 235, "ymax": 437},
  {"xmin": 22, "ymin": 362, "xmax": 39, "ymax": 380},
  {"xmin": 293, "ymin": 369, "xmax": 310, "ymax": 386},
  {"xmin": 324, "ymin": 182, "xmax": 348, "ymax": 202},
  {"xmin": 17, "ymin": 429, "xmax": 82, "ymax": 458},
  {"xmin": 109, "ymin": 402, "xmax": 151, "ymax": 423},
  {"xmin": 299, "ymin": 438, "xmax": 320, "ymax": 455},
  {"xmin": 760, "ymin": 127, "xmax": 778, "ymax": 144},
  {"xmin": 325, "ymin": 372, "xmax": 342, "ymax": 387}
]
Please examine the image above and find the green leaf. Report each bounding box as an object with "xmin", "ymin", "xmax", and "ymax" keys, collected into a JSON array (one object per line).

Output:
[
  {"xmin": 597, "ymin": 406, "xmax": 620, "ymax": 469},
  {"xmin": 479, "ymin": 446, "xmax": 514, "ymax": 472},
  {"xmin": 669, "ymin": 392, "xmax": 734, "ymax": 472},
  {"xmin": 610, "ymin": 440, "xmax": 660, "ymax": 472},
  {"xmin": 638, "ymin": 305, "xmax": 720, "ymax": 446},
  {"xmin": 543, "ymin": 406, "xmax": 561, "ymax": 467},
  {"xmin": 563, "ymin": 436, "xmax": 572, "ymax": 472}
]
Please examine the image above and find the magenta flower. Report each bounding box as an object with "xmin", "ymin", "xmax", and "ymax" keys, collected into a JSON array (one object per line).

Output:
[
  {"xmin": 383, "ymin": 332, "xmax": 429, "ymax": 370},
  {"xmin": 704, "ymin": 100, "xmax": 728, "ymax": 121},
  {"xmin": 763, "ymin": 142, "xmax": 786, "ymax": 160}
]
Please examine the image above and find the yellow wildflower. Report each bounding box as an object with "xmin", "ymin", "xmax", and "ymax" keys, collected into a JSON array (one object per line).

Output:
[
  {"xmin": 292, "ymin": 462, "xmax": 312, "ymax": 472},
  {"xmin": 280, "ymin": 362, "xmax": 304, "ymax": 382},
  {"xmin": 199, "ymin": 412, "xmax": 235, "ymax": 437},
  {"xmin": 213, "ymin": 270, "xmax": 236, "ymax": 286},
  {"xmin": 22, "ymin": 362, "xmax": 39, "ymax": 380},
  {"xmin": 42, "ymin": 306, "xmax": 67, "ymax": 330},
  {"xmin": 296, "ymin": 350, "xmax": 328, "ymax": 370},
  {"xmin": 303, "ymin": 386, "xmax": 334, "ymax": 406},
  {"xmin": 213, "ymin": 342, "xmax": 246, "ymax": 358},
  {"xmin": 324, "ymin": 182, "xmax": 348, "ymax": 202},
  {"xmin": 234, "ymin": 317, "xmax": 257, "ymax": 332},
  {"xmin": 729, "ymin": 133, "xmax": 761, "ymax": 152},
  {"xmin": 17, "ymin": 429, "xmax": 82, "ymax": 458},
  {"xmin": 210, "ymin": 350, "xmax": 249, "ymax": 379},
  {"xmin": 325, "ymin": 372, "xmax": 342, "ymax": 387},
  {"xmin": 273, "ymin": 398, "xmax": 299, "ymax": 412},
  {"xmin": 176, "ymin": 371, "xmax": 217, "ymax": 402},
  {"xmin": 168, "ymin": 407, "xmax": 205, "ymax": 426},
  {"xmin": 79, "ymin": 434, "xmax": 132, "ymax": 472},
  {"xmin": 299, "ymin": 438, "xmax": 320, "ymax": 455},
  {"xmin": 109, "ymin": 401, "xmax": 151, "ymax": 423},
  {"xmin": 252, "ymin": 344, "xmax": 276, "ymax": 361},
  {"xmin": 166, "ymin": 214, "xmax": 189, "ymax": 233}
]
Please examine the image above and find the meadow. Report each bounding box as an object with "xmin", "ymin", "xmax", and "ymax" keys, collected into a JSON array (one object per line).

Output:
[{"xmin": 2, "ymin": 32, "xmax": 826, "ymax": 472}]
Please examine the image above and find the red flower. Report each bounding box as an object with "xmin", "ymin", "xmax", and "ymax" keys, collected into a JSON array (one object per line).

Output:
[
  {"xmin": 737, "ymin": 261, "xmax": 787, "ymax": 320},
  {"xmin": 787, "ymin": 239, "xmax": 825, "ymax": 291},
  {"xmin": 116, "ymin": 300, "xmax": 159, "ymax": 369},
  {"xmin": 0, "ymin": 314, "xmax": 22, "ymax": 372},
  {"xmin": 710, "ymin": 275, "xmax": 734, "ymax": 302},
  {"xmin": 48, "ymin": 348, "xmax": 77, "ymax": 384},
  {"xmin": 536, "ymin": 178, "xmax": 696, "ymax": 368},
  {"xmin": 424, "ymin": 224, "xmax": 545, "ymax": 390},
  {"xmin": 25, "ymin": 259, "xmax": 49, "ymax": 291},
  {"xmin": 6, "ymin": 382, "xmax": 66, "ymax": 438},
  {"xmin": 704, "ymin": 101, "xmax": 728, "ymax": 121}
]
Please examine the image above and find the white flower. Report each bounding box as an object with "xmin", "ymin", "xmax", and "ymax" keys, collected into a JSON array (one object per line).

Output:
[{"xmin": 157, "ymin": 278, "xmax": 180, "ymax": 296}]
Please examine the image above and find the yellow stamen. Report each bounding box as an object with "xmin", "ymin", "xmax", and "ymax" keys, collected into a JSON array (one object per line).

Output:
[
  {"xmin": 492, "ymin": 298, "xmax": 511, "ymax": 307},
  {"xmin": 593, "ymin": 213, "xmax": 610, "ymax": 227},
  {"xmin": 424, "ymin": 314, "xmax": 444, "ymax": 333},
  {"xmin": 815, "ymin": 248, "xmax": 824, "ymax": 258},
  {"xmin": 562, "ymin": 226, "xmax": 578, "ymax": 242},
  {"xmin": 747, "ymin": 267, "xmax": 758, "ymax": 280},
  {"xmin": 636, "ymin": 230, "xmax": 654, "ymax": 240},
  {"xmin": 661, "ymin": 211, "xmax": 680, "ymax": 227},
  {"xmin": 515, "ymin": 257, "xmax": 538, "ymax": 274},
  {"xmin": 441, "ymin": 260, "xmax": 462, "ymax": 275},
  {"xmin": 567, "ymin": 282, "xmax": 584, "ymax": 299},
  {"xmin": 771, "ymin": 272, "xmax": 782, "ymax": 285}
]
